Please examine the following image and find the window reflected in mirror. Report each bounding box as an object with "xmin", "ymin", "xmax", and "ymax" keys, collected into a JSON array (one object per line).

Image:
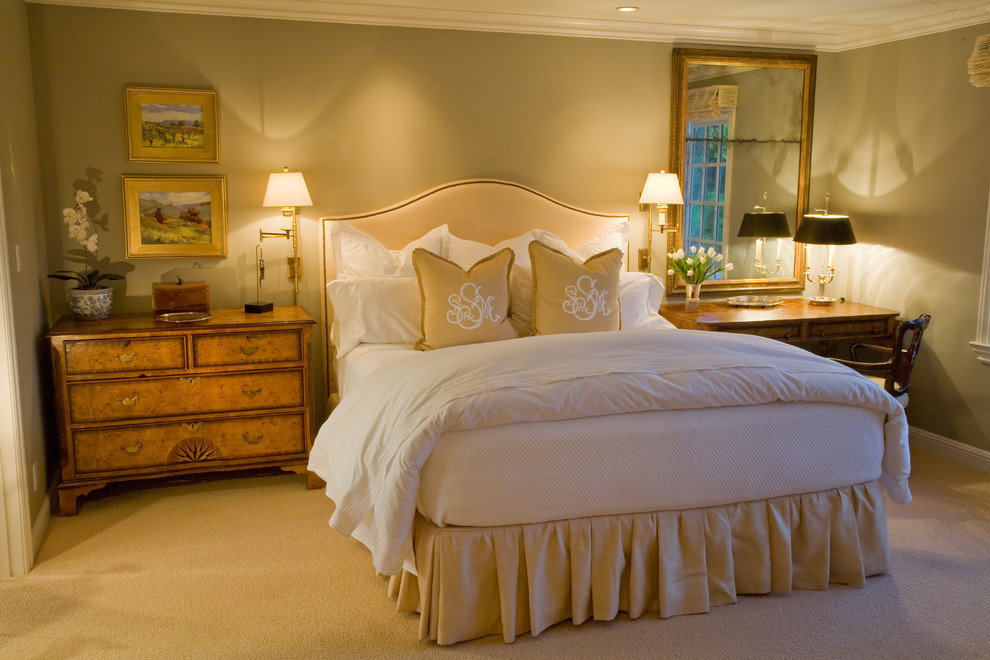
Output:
[{"xmin": 664, "ymin": 49, "xmax": 817, "ymax": 295}]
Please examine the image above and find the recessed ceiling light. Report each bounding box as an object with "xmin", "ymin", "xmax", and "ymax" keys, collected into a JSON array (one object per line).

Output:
[{"xmin": 616, "ymin": 6, "xmax": 638, "ymax": 12}]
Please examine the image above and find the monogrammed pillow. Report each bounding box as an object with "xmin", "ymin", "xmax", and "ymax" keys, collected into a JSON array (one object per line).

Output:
[
  {"xmin": 529, "ymin": 240, "xmax": 622, "ymax": 335},
  {"xmin": 412, "ymin": 247, "xmax": 519, "ymax": 350}
]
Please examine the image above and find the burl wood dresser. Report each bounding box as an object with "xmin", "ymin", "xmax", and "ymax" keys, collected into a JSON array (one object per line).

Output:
[{"xmin": 47, "ymin": 307, "xmax": 315, "ymax": 515}]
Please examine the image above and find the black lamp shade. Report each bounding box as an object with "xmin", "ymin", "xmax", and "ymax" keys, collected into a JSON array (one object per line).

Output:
[
  {"xmin": 795, "ymin": 214, "xmax": 857, "ymax": 245},
  {"xmin": 737, "ymin": 212, "xmax": 791, "ymax": 238}
]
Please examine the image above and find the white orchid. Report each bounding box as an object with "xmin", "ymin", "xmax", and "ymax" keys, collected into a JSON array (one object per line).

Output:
[
  {"xmin": 67, "ymin": 224, "xmax": 87, "ymax": 241},
  {"xmin": 48, "ymin": 185, "xmax": 124, "ymax": 289},
  {"xmin": 81, "ymin": 234, "xmax": 99, "ymax": 253}
]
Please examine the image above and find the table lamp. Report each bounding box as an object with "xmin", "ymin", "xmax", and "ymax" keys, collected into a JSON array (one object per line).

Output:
[
  {"xmin": 794, "ymin": 194, "xmax": 856, "ymax": 305},
  {"xmin": 737, "ymin": 194, "xmax": 791, "ymax": 277}
]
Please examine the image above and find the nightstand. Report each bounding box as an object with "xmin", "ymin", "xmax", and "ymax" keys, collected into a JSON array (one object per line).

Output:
[{"xmin": 47, "ymin": 307, "xmax": 315, "ymax": 515}]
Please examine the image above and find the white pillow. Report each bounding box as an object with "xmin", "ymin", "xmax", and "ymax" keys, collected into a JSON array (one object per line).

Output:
[
  {"xmin": 619, "ymin": 271, "xmax": 675, "ymax": 330},
  {"xmin": 541, "ymin": 220, "xmax": 630, "ymax": 262},
  {"xmin": 326, "ymin": 277, "xmax": 420, "ymax": 357},
  {"xmin": 331, "ymin": 222, "xmax": 448, "ymax": 278},
  {"xmin": 447, "ymin": 234, "xmax": 498, "ymax": 270}
]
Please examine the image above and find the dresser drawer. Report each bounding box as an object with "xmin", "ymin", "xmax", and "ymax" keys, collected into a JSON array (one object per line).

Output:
[
  {"xmin": 64, "ymin": 336, "xmax": 186, "ymax": 375},
  {"xmin": 809, "ymin": 319, "xmax": 887, "ymax": 340},
  {"xmin": 192, "ymin": 330, "xmax": 303, "ymax": 367},
  {"xmin": 71, "ymin": 413, "xmax": 306, "ymax": 474},
  {"xmin": 67, "ymin": 369, "xmax": 305, "ymax": 423}
]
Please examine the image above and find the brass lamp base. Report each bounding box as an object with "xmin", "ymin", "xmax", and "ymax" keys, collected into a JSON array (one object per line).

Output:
[{"xmin": 808, "ymin": 296, "xmax": 838, "ymax": 306}]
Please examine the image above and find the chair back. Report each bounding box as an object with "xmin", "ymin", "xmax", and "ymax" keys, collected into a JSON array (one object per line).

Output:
[{"xmin": 886, "ymin": 314, "xmax": 931, "ymax": 397}]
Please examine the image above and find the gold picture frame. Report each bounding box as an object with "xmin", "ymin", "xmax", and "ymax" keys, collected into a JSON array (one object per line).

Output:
[
  {"xmin": 124, "ymin": 87, "xmax": 219, "ymax": 163},
  {"xmin": 123, "ymin": 175, "xmax": 227, "ymax": 258}
]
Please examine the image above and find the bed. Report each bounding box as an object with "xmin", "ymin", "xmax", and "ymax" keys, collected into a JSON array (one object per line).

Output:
[{"xmin": 309, "ymin": 179, "xmax": 910, "ymax": 645}]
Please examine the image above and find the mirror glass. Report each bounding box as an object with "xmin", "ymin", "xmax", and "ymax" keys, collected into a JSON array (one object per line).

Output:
[{"xmin": 664, "ymin": 49, "xmax": 817, "ymax": 295}]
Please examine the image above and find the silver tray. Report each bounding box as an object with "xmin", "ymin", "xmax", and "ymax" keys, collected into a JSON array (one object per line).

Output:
[
  {"xmin": 156, "ymin": 312, "xmax": 212, "ymax": 323},
  {"xmin": 726, "ymin": 295, "xmax": 784, "ymax": 308}
]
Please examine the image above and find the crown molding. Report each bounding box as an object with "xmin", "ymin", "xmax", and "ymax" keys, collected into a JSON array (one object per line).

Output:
[{"xmin": 23, "ymin": 0, "xmax": 990, "ymax": 52}]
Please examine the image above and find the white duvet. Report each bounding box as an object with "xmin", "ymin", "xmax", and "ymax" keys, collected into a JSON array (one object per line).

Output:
[{"xmin": 308, "ymin": 328, "xmax": 910, "ymax": 575}]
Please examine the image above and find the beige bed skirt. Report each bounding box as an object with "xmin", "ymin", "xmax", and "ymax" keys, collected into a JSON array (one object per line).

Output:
[{"xmin": 388, "ymin": 480, "xmax": 889, "ymax": 645}]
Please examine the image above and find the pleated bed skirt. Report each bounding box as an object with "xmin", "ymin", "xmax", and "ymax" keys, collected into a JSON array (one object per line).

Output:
[{"xmin": 388, "ymin": 480, "xmax": 890, "ymax": 645}]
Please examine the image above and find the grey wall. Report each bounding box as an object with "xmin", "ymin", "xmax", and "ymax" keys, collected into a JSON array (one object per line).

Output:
[
  {"xmin": 821, "ymin": 24, "xmax": 990, "ymax": 451},
  {"xmin": 1, "ymin": 0, "xmax": 53, "ymax": 534}
]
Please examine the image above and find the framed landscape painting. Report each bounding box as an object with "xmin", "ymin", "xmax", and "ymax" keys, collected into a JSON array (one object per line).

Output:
[
  {"xmin": 123, "ymin": 176, "xmax": 227, "ymax": 258},
  {"xmin": 124, "ymin": 87, "xmax": 219, "ymax": 162}
]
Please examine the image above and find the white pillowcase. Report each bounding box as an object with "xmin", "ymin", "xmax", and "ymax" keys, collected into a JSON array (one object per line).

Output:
[
  {"xmin": 331, "ymin": 222, "xmax": 448, "ymax": 278},
  {"xmin": 327, "ymin": 277, "xmax": 420, "ymax": 357},
  {"xmin": 619, "ymin": 271, "xmax": 675, "ymax": 330},
  {"xmin": 545, "ymin": 220, "xmax": 630, "ymax": 262}
]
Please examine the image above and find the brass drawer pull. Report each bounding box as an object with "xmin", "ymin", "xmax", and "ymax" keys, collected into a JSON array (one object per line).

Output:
[
  {"xmin": 179, "ymin": 377, "xmax": 201, "ymax": 387},
  {"xmin": 117, "ymin": 395, "xmax": 139, "ymax": 407},
  {"xmin": 183, "ymin": 422, "xmax": 202, "ymax": 432},
  {"xmin": 240, "ymin": 345, "xmax": 259, "ymax": 356},
  {"xmin": 115, "ymin": 353, "xmax": 137, "ymax": 363},
  {"xmin": 242, "ymin": 432, "xmax": 264, "ymax": 445},
  {"xmin": 241, "ymin": 386, "xmax": 262, "ymax": 399},
  {"xmin": 120, "ymin": 442, "xmax": 143, "ymax": 456}
]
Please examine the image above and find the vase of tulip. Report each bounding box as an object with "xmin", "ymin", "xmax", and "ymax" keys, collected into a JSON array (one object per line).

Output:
[{"xmin": 667, "ymin": 246, "xmax": 734, "ymax": 311}]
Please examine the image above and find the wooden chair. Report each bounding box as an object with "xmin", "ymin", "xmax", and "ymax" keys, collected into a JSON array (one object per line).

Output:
[{"xmin": 832, "ymin": 314, "xmax": 931, "ymax": 408}]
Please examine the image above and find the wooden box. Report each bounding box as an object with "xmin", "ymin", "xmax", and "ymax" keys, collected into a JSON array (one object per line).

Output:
[{"xmin": 152, "ymin": 281, "xmax": 210, "ymax": 317}]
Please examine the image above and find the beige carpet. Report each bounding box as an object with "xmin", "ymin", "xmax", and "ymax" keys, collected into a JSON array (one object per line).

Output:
[{"xmin": 2, "ymin": 447, "xmax": 989, "ymax": 659}]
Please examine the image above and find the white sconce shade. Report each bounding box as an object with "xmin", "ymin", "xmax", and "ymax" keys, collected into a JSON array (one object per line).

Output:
[
  {"xmin": 639, "ymin": 171, "xmax": 684, "ymax": 205},
  {"xmin": 262, "ymin": 168, "xmax": 312, "ymax": 209},
  {"xmin": 638, "ymin": 171, "xmax": 684, "ymax": 272}
]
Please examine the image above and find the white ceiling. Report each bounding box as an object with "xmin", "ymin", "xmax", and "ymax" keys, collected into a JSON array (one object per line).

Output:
[{"xmin": 26, "ymin": 0, "xmax": 990, "ymax": 51}]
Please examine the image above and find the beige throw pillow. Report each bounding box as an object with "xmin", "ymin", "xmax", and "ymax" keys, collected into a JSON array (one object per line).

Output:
[
  {"xmin": 530, "ymin": 240, "xmax": 622, "ymax": 335},
  {"xmin": 412, "ymin": 247, "xmax": 518, "ymax": 350}
]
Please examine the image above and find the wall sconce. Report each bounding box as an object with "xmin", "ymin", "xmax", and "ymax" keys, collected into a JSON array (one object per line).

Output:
[
  {"xmin": 737, "ymin": 193, "xmax": 791, "ymax": 277},
  {"xmin": 638, "ymin": 171, "xmax": 684, "ymax": 271},
  {"xmin": 261, "ymin": 167, "xmax": 312, "ymax": 299},
  {"xmin": 795, "ymin": 194, "xmax": 857, "ymax": 305}
]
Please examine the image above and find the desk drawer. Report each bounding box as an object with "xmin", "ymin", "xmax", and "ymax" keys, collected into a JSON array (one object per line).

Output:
[
  {"xmin": 67, "ymin": 370, "xmax": 305, "ymax": 423},
  {"xmin": 64, "ymin": 337, "xmax": 186, "ymax": 375},
  {"xmin": 727, "ymin": 324, "xmax": 800, "ymax": 341},
  {"xmin": 809, "ymin": 319, "xmax": 888, "ymax": 340},
  {"xmin": 71, "ymin": 413, "xmax": 306, "ymax": 474},
  {"xmin": 192, "ymin": 331, "xmax": 303, "ymax": 367}
]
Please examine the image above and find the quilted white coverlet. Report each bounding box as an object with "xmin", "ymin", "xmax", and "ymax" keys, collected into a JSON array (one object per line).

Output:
[{"xmin": 308, "ymin": 329, "xmax": 910, "ymax": 575}]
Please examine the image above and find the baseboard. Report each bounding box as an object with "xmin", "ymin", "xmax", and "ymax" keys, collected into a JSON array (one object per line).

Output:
[
  {"xmin": 909, "ymin": 426, "xmax": 990, "ymax": 473},
  {"xmin": 30, "ymin": 491, "xmax": 51, "ymax": 564}
]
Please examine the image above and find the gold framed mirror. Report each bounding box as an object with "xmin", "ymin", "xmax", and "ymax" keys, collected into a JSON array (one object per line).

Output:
[{"xmin": 664, "ymin": 48, "xmax": 817, "ymax": 295}]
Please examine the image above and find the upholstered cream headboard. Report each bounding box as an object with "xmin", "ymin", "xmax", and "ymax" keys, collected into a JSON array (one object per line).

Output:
[{"xmin": 319, "ymin": 178, "xmax": 629, "ymax": 399}]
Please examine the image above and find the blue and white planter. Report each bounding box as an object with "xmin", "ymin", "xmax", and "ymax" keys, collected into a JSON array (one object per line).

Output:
[{"xmin": 68, "ymin": 287, "xmax": 113, "ymax": 321}]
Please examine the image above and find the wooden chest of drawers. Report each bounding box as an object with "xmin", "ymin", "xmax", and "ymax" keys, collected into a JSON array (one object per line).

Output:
[{"xmin": 47, "ymin": 307, "xmax": 315, "ymax": 515}]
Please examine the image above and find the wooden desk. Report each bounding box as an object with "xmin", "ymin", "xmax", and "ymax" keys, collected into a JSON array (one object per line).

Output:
[{"xmin": 658, "ymin": 298, "xmax": 899, "ymax": 350}]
